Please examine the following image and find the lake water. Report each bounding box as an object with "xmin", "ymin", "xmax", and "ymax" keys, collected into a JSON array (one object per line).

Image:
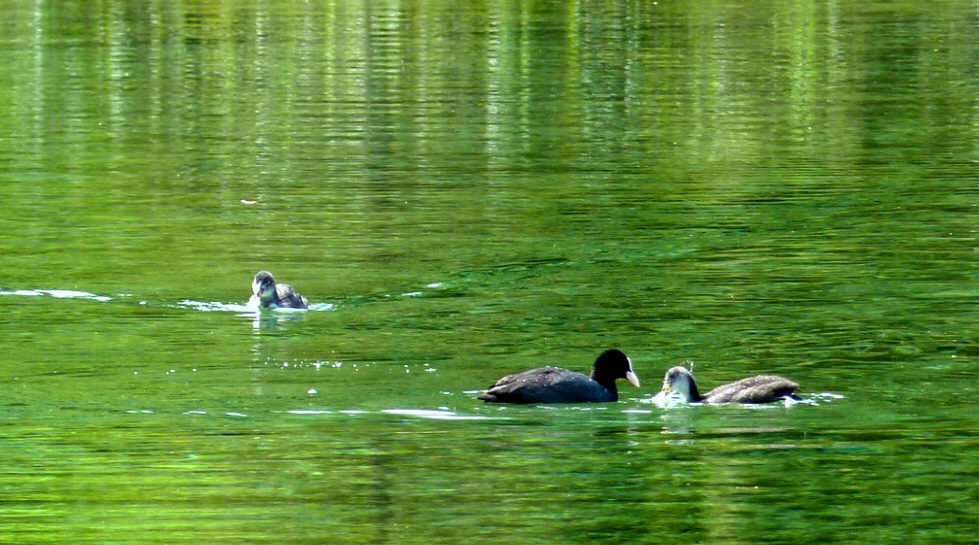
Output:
[{"xmin": 1, "ymin": 1, "xmax": 977, "ymax": 543}]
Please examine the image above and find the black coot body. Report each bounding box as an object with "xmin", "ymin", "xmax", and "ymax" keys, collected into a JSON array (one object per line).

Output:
[
  {"xmin": 250, "ymin": 271, "xmax": 308, "ymax": 309},
  {"xmin": 661, "ymin": 366, "xmax": 800, "ymax": 404},
  {"xmin": 477, "ymin": 349, "xmax": 640, "ymax": 404}
]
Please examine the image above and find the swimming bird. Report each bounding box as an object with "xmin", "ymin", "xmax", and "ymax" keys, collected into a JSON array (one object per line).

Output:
[
  {"xmin": 477, "ymin": 349, "xmax": 640, "ymax": 404},
  {"xmin": 660, "ymin": 366, "xmax": 800, "ymax": 404},
  {"xmin": 249, "ymin": 271, "xmax": 308, "ymax": 309}
]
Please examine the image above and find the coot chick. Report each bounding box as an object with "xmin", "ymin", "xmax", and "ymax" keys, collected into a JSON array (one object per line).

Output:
[
  {"xmin": 249, "ymin": 271, "xmax": 308, "ymax": 309},
  {"xmin": 660, "ymin": 366, "xmax": 800, "ymax": 404},
  {"xmin": 477, "ymin": 349, "xmax": 640, "ymax": 404}
]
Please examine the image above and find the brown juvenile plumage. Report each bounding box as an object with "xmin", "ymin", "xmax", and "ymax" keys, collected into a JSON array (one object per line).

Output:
[
  {"xmin": 661, "ymin": 366, "xmax": 800, "ymax": 404},
  {"xmin": 249, "ymin": 271, "xmax": 308, "ymax": 309}
]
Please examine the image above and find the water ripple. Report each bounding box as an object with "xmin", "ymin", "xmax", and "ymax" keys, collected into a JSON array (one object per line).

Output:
[{"xmin": 0, "ymin": 288, "xmax": 111, "ymax": 301}]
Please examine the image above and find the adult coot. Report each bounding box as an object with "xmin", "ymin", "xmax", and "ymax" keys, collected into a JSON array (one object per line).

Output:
[
  {"xmin": 477, "ymin": 349, "xmax": 640, "ymax": 404},
  {"xmin": 249, "ymin": 271, "xmax": 308, "ymax": 309},
  {"xmin": 660, "ymin": 366, "xmax": 800, "ymax": 404}
]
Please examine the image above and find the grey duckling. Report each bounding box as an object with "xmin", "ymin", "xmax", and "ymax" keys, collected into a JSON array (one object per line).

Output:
[
  {"xmin": 249, "ymin": 271, "xmax": 308, "ymax": 309},
  {"xmin": 477, "ymin": 349, "xmax": 640, "ymax": 404},
  {"xmin": 660, "ymin": 366, "xmax": 800, "ymax": 404}
]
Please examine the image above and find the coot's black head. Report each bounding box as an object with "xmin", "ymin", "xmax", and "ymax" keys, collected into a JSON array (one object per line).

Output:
[
  {"xmin": 590, "ymin": 349, "xmax": 640, "ymax": 390},
  {"xmin": 252, "ymin": 271, "xmax": 277, "ymax": 302}
]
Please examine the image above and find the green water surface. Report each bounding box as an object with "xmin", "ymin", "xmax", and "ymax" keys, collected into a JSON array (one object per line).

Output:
[{"xmin": 1, "ymin": 1, "xmax": 977, "ymax": 544}]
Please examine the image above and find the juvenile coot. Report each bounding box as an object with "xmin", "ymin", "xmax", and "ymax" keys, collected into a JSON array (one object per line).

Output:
[
  {"xmin": 249, "ymin": 271, "xmax": 308, "ymax": 309},
  {"xmin": 660, "ymin": 366, "xmax": 800, "ymax": 404},
  {"xmin": 477, "ymin": 349, "xmax": 640, "ymax": 404}
]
